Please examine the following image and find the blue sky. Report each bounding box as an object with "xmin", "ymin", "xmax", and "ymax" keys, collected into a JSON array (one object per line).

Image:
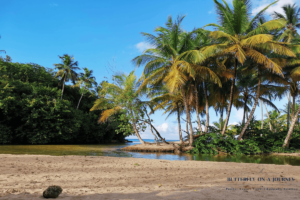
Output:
[{"xmin": 1, "ymin": 0, "xmax": 299, "ymax": 140}]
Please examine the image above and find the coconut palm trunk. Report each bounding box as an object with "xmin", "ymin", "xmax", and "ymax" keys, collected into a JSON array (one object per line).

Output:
[
  {"xmin": 130, "ymin": 110, "xmax": 145, "ymax": 144},
  {"xmin": 263, "ymin": 102, "xmax": 273, "ymax": 131},
  {"xmin": 220, "ymin": 107, "xmax": 224, "ymax": 131},
  {"xmin": 204, "ymin": 82, "xmax": 209, "ymax": 133},
  {"xmin": 61, "ymin": 72, "xmax": 67, "ymax": 100},
  {"xmin": 287, "ymin": 93, "xmax": 291, "ymax": 130},
  {"xmin": 177, "ymin": 107, "xmax": 183, "ymax": 143},
  {"xmin": 292, "ymin": 95, "xmax": 295, "ymax": 118},
  {"xmin": 261, "ymin": 100, "xmax": 263, "ymax": 130},
  {"xmin": 222, "ymin": 59, "xmax": 237, "ymax": 135},
  {"xmin": 132, "ymin": 122, "xmax": 145, "ymax": 144},
  {"xmin": 150, "ymin": 127, "xmax": 159, "ymax": 141},
  {"xmin": 146, "ymin": 122, "xmax": 169, "ymax": 144},
  {"xmin": 283, "ymin": 105, "xmax": 300, "ymax": 148},
  {"xmin": 238, "ymin": 69, "xmax": 261, "ymax": 140},
  {"xmin": 181, "ymin": 87, "xmax": 193, "ymax": 146},
  {"xmin": 77, "ymin": 86, "xmax": 86, "ymax": 109},
  {"xmin": 143, "ymin": 108, "xmax": 168, "ymax": 144},
  {"xmin": 242, "ymin": 96, "xmax": 248, "ymax": 125},
  {"xmin": 194, "ymin": 85, "xmax": 203, "ymax": 135}
]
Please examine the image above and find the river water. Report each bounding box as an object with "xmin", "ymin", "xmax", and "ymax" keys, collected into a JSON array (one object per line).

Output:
[{"xmin": 1, "ymin": 139, "xmax": 300, "ymax": 166}]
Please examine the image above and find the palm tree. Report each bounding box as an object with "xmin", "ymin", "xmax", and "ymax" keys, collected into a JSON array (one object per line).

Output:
[
  {"xmin": 273, "ymin": 3, "xmax": 300, "ymax": 42},
  {"xmin": 90, "ymin": 71, "xmax": 146, "ymax": 144},
  {"xmin": 200, "ymin": 0, "xmax": 293, "ymax": 136},
  {"xmin": 75, "ymin": 68, "xmax": 97, "ymax": 109},
  {"xmin": 54, "ymin": 54, "xmax": 80, "ymax": 100},
  {"xmin": 133, "ymin": 15, "xmax": 220, "ymax": 146}
]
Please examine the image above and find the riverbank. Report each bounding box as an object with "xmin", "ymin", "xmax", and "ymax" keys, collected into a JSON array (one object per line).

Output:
[{"xmin": 0, "ymin": 154, "xmax": 299, "ymax": 199}]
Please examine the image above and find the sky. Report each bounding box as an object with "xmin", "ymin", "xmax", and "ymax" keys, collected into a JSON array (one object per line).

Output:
[{"xmin": 1, "ymin": 0, "xmax": 299, "ymax": 140}]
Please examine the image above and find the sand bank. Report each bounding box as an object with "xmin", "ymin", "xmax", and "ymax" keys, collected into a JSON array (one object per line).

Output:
[
  {"xmin": 121, "ymin": 142, "xmax": 193, "ymax": 152},
  {"xmin": 0, "ymin": 154, "xmax": 299, "ymax": 199}
]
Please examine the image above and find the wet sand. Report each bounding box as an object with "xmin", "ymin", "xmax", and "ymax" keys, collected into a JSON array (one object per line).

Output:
[{"xmin": 0, "ymin": 154, "xmax": 299, "ymax": 199}]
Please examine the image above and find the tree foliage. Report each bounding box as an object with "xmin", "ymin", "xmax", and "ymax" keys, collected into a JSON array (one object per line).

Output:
[{"xmin": 0, "ymin": 61, "xmax": 126, "ymax": 144}]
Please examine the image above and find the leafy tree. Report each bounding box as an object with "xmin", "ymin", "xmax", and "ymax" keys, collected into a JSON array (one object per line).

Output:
[{"xmin": 0, "ymin": 60, "xmax": 125, "ymax": 144}]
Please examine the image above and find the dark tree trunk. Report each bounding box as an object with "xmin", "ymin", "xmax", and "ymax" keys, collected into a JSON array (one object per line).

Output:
[
  {"xmin": 222, "ymin": 59, "xmax": 237, "ymax": 135},
  {"xmin": 287, "ymin": 93, "xmax": 291, "ymax": 130},
  {"xmin": 238, "ymin": 69, "xmax": 261, "ymax": 140},
  {"xmin": 242, "ymin": 96, "xmax": 248, "ymax": 125},
  {"xmin": 263, "ymin": 102, "xmax": 273, "ymax": 131},
  {"xmin": 283, "ymin": 104, "xmax": 300, "ymax": 148},
  {"xmin": 220, "ymin": 107, "xmax": 224, "ymax": 131},
  {"xmin": 77, "ymin": 86, "xmax": 86, "ymax": 109},
  {"xmin": 292, "ymin": 95, "xmax": 295, "ymax": 119},
  {"xmin": 204, "ymin": 82, "xmax": 209, "ymax": 133},
  {"xmin": 261, "ymin": 99, "xmax": 263, "ymax": 130},
  {"xmin": 61, "ymin": 72, "xmax": 67, "ymax": 100}
]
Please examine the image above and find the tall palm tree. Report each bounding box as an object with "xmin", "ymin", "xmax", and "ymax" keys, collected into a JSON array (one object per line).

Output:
[
  {"xmin": 75, "ymin": 67, "xmax": 97, "ymax": 109},
  {"xmin": 133, "ymin": 15, "xmax": 220, "ymax": 146},
  {"xmin": 199, "ymin": 0, "xmax": 292, "ymax": 136},
  {"xmin": 54, "ymin": 54, "xmax": 80, "ymax": 100}
]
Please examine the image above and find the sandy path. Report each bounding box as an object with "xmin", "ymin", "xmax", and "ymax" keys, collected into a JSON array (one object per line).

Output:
[{"xmin": 0, "ymin": 154, "xmax": 299, "ymax": 199}]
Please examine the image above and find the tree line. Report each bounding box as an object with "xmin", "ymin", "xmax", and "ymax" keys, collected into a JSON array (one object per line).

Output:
[
  {"xmin": 92, "ymin": 0, "xmax": 300, "ymax": 151},
  {"xmin": 0, "ymin": 55, "xmax": 127, "ymax": 144}
]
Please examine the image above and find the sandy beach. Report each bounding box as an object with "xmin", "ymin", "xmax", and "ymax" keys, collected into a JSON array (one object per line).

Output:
[{"xmin": 0, "ymin": 154, "xmax": 299, "ymax": 200}]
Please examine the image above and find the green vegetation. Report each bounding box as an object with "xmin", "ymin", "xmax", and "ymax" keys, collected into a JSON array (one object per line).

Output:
[
  {"xmin": 107, "ymin": 0, "xmax": 300, "ymax": 153},
  {"xmin": 192, "ymin": 131, "xmax": 300, "ymax": 155},
  {"xmin": 2, "ymin": 0, "xmax": 300, "ymax": 155},
  {"xmin": 0, "ymin": 59, "xmax": 126, "ymax": 144}
]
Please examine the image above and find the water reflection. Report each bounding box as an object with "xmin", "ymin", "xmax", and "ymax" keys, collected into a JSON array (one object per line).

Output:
[{"xmin": 0, "ymin": 142, "xmax": 299, "ymax": 166}]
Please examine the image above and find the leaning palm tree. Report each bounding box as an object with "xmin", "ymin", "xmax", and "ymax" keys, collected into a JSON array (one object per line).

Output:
[
  {"xmin": 151, "ymin": 92, "xmax": 185, "ymax": 143},
  {"xmin": 54, "ymin": 54, "xmax": 80, "ymax": 100},
  {"xmin": 198, "ymin": 0, "xmax": 292, "ymax": 136},
  {"xmin": 133, "ymin": 15, "xmax": 221, "ymax": 146},
  {"xmin": 75, "ymin": 67, "xmax": 97, "ymax": 109}
]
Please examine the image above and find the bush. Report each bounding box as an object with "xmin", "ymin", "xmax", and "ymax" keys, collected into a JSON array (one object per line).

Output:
[{"xmin": 191, "ymin": 131, "xmax": 300, "ymax": 155}]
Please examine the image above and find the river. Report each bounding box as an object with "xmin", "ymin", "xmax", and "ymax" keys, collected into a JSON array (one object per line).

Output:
[{"xmin": 0, "ymin": 139, "xmax": 300, "ymax": 166}]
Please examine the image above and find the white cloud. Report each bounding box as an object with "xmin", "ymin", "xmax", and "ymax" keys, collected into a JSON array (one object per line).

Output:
[
  {"xmin": 251, "ymin": 0, "xmax": 297, "ymax": 16},
  {"xmin": 135, "ymin": 42, "xmax": 155, "ymax": 53},
  {"xmin": 219, "ymin": 0, "xmax": 299, "ymax": 16},
  {"xmin": 157, "ymin": 123, "xmax": 169, "ymax": 133}
]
